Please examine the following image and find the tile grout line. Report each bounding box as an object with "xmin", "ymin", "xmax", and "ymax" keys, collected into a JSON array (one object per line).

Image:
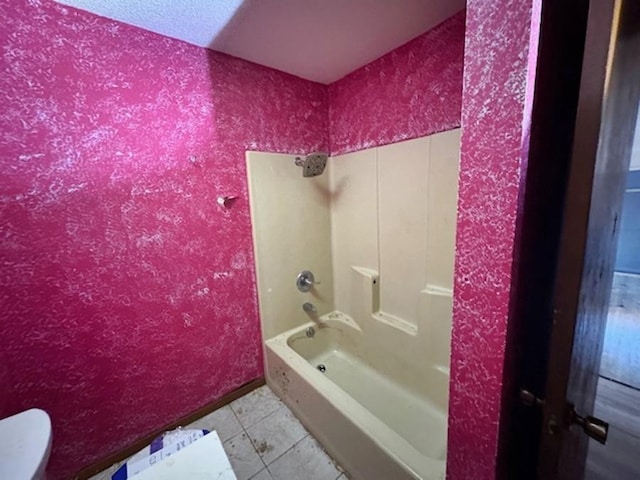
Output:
[
  {"xmin": 228, "ymin": 403, "xmax": 270, "ymax": 473},
  {"xmin": 263, "ymin": 433, "xmax": 311, "ymax": 475},
  {"xmin": 237, "ymin": 390, "xmax": 346, "ymax": 478},
  {"xmin": 94, "ymin": 388, "xmax": 345, "ymax": 480},
  {"xmin": 236, "ymin": 402, "xmax": 312, "ymax": 471},
  {"xmin": 229, "ymin": 390, "xmax": 286, "ymax": 431},
  {"xmin": 229, "ymin": 391, "xmax": 319, "ymax": 477}
]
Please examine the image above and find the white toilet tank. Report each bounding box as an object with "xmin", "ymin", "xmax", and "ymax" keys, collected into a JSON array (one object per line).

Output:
[{"xmin": 0, "ymin": 408, "xmax": 52, "ymax": 480}]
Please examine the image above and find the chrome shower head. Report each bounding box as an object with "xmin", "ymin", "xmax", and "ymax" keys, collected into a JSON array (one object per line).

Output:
[{"xmin": 294, "ymin": 152, "xmax": 328, "ymax": 177}]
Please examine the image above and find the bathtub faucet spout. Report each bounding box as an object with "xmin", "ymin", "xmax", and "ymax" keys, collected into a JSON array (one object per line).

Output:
[{"xmin": 302, "ymin": 302, "xmax": 317, "ymax": 315}]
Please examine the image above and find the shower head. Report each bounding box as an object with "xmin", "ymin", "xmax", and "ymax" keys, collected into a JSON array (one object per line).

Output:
[{"xmin": 294, "ymin": 152, "xmax": 328, "ymax": 177}]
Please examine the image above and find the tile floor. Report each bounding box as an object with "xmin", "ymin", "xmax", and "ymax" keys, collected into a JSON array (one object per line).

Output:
[{"xmin": 89, "ymin": 385, "xmax": 348, "ymax": 480}]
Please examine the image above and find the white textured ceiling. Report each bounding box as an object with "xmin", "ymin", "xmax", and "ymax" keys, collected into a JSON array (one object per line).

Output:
[{"xmin": 54, "ymin": 0, "xmax": 465, "ymax": 84}]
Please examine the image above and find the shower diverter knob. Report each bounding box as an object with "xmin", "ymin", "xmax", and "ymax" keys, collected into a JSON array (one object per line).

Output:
[{"xmin": 296, "ymin": 270, "xmax": 318, "ymax": 292}]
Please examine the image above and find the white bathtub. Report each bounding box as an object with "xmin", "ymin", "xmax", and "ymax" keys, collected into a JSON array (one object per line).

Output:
[{"xmin": 265, "ymin": 312, "xmax": 447, "ymax": 480}]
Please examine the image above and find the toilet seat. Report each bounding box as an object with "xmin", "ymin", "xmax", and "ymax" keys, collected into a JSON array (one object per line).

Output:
[{"xmin": 0, "ymin": 408, "xmax": 52, "ymax": 480}]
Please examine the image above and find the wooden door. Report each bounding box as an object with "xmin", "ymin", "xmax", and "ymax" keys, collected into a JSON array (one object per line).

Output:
[{"xmin": 537, "ymin": 0, "xmax": 640, "ymax": 478}]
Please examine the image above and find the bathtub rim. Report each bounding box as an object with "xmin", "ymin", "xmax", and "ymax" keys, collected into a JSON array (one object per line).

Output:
[{"xmin": 265, "ymin": 320, "xmax": 447, "ymax": 480}]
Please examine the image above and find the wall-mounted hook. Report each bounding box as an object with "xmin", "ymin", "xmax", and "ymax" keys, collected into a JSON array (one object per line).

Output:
[{"xmin": 217, "ymin": 196, "xmax": 237, "ymax": 208}]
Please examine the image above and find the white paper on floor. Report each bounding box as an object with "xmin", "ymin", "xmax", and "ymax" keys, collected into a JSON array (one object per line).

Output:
[{"xmin": 129, "ymin": 431, "xmax": 237, "ymax": 480}]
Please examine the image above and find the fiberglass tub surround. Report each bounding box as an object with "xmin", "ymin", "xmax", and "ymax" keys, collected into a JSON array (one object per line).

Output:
[{"xmin": 247, "ymin": 129, "xmax": 460, "ymax": 480}]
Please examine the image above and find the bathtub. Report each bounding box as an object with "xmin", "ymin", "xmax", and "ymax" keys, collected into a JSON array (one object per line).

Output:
[{"xmin": 265, "ymin": 312, "xmax": 447, "ymax": 480}]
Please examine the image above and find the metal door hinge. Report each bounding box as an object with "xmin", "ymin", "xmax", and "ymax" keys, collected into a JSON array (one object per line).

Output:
[
  {"xmin": 519, "ymin": 389, "xmax": 545, "ymax": 408},
  {"xmin": 519, "ymin": 389, "xmax": 557, "ymax": 436}
]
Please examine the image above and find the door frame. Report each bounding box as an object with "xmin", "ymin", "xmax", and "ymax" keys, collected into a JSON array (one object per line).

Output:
[
  {"xmin": 538, "ymin": 0, "xmax": 640, "ymax": 477},
  {"xmin": 536, "ymin": 0, "xmax": 618, "ymax": 476},
  {"xmin": 499, "ymin": 0, "xmax": 594, "ymax": 476},
  {"xmin": 499, "ymin": 0, "xmax": 633, "ymax": 478}
]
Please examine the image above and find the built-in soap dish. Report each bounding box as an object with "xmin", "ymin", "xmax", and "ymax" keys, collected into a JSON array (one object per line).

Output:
[{"xmin": 320, "ymin": 311, "xmax": 362, "ymax": 332}]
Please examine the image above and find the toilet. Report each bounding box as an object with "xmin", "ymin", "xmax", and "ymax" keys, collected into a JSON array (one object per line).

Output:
[{"xmin": 0, "ymin": 409, "xmax": 52, "ymax": 480}]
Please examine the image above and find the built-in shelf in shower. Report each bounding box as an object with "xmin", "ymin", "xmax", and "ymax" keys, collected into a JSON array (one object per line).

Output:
[
  {"xmin": 350, "ymin": 265, "xmax": 418, "ymax": 336},
  {"xmin": 349, "ymin": 265, "xmax": 455, "ymax": 339},
  {"xmin": 373, "ymin": 311, "xmax": 418, "ymax": 336},
  {"xmin": 421, "ymin": 285, "xmax": 453, "ymax": 297}
]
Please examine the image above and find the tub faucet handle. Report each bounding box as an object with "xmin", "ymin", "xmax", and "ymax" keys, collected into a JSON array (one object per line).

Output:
[{"xmin": 296, "ymin": 270, "xmax": 319, "ymax": 292}]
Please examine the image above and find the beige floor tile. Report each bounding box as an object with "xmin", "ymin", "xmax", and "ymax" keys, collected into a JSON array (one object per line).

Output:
[
  {"xmin": 267, "ymin": 436, "xmax": 342, "ymax": 480},
  {"xmin": 245, "ymin": 406, "xmax": 308, "ymax": 465},
  {"xmin": 223, "ymin": 431, "xmax": 265, "ymax": 480},
  {"xmin": 230, "ymin": 385, "xmax": 283, "ymax": 429},
  {"xmin": 185, "ymin": 405, "xmax": 243, "ymax": 442}
]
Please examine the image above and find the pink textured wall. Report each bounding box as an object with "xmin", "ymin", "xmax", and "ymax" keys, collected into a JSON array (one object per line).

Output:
[
  {"xmin": 0, "ymin": 1, "xmax": 326, "ymax": 478},
  {"xmin": 447, "ymin": 1, "xmax": 541, "ymax": 479},
  {"xmin": 328, "ymin": 11, "xmax": 465, "ymax": 156}
]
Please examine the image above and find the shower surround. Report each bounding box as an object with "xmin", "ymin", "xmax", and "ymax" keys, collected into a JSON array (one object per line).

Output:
[{"xmin": 247, "ymin": 130, "xmax": 460, "ymax": 479}]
